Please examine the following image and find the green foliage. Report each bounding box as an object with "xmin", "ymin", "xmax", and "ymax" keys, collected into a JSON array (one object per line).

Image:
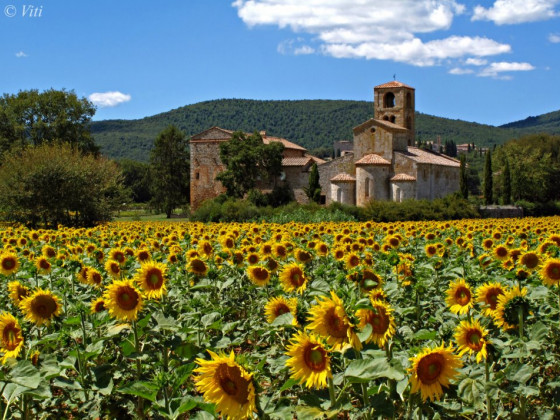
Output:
[
  {"xmin": 0, "ymin": 143, "xmax": 126, "ymax": 227},
  {"xmin": 150, "ymin": 126, "xmax": 190, "ymax": 218},
  {"xmin": 483, "ymin": 150, "xmax": 493, "ymax": 205},
  {"xmin": 363, "ymin": 194, "xmax": 479, "ymax": 222},
  {"xmin": 0, "ymin": 89, "xmax": 98, "ymax": 157},
  {"xmin": 501, "ymin": 108, "xmax": 560, "ymax": 133},
  {"xmin": 304, "ymin": 162, "xmax": 321, "ymax": 203},
  {"xmin": 118, "ymin": 159, "xmax": 152, "ymax": 203},
  {"xmin": 502, "ymin": 158, "xmax": 512, "ymax": 205},
  {"xmin": 90, "ymin": 99, "xmax": 544, "ymax": 162},
  {"xmin": 459, "ymin": 154, "xmax": 468, "ymax": 199},
  {"xmin": 217, "ymin": 131, "xmax": 284, "ymax": 198}
]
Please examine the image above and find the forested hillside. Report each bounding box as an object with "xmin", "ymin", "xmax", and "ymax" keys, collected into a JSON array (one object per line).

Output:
[
  {"xmin": 500, "ymin": 109, "xmax": 560, "ymax": 134},
  {"xmin": 90, "ymin": 98, "xmax": 555, "ymax": 162}
]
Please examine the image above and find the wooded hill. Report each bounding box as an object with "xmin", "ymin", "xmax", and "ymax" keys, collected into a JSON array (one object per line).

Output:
[{"xmin": 90, "ymin": 99, "xmax": 560, "ymax": 162}]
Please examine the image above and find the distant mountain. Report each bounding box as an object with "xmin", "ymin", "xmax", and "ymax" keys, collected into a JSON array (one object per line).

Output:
[
  {"xmin": 500, "ymin": 109, "xmax": 560, "ymax": 134},
  {"xmin": 90, "ymin": 99, "xmax": 557, "ymax": 162}
]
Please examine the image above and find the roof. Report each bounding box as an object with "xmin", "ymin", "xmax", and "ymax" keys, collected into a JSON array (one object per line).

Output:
[
  {"xmin": 330, "ymin": 173, "xmax": 356, "ymax": 183},
  {"xmin": 390, "ymin": 173, "xmax": 416, "ymax": 182},
  {"xmin": 396, "ymin": 147, "xmax": 461, "ymax": 167},
  {"xmin": 262, "ymin": 136, "xmax": 307, "ymax": 151},
  {"xmin": 355, "ymin": 154, "xmax": 391, "ymax": 166},
  {"xmin": 282, "ymin": 157, "xmax": 312, "ymax": 167},
  {"xmin": 353, "ymin": 118, "xmax": 408, "ymax": 135},
  {"xmin": 375, "ymin": 80, "xmax": 414, "ymax": 89}
]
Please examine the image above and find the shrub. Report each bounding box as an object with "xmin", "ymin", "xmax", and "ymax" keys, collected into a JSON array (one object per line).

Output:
[{"xmin": 0, "ymin": 143, "xmax": 127, "ymax": 227}]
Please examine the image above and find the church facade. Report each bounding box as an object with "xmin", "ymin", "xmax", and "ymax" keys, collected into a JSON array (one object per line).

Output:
[{"xmin": 317, "ymin": 81, "xmax": 460, "ymax": 205}]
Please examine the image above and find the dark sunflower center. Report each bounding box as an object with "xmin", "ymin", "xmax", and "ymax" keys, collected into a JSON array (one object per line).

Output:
[
  {"xmin": 290, "ymin": 270, "xmax": 304, "ymax": 287},
  {"xmin": 191, "ymin": 260, "xmax": 206, "ymax": 274},
  {"xmin": 95, "ymin": 302, "xmax": 105, "ymax": 312},
  {"xmin": 547, "ymin": 263, "xmax": 560, "ymax": 280},
  {"xmin": 31, "ymin": 295, "xmax": 57, "ymax": 319},
  {"xmin": 3, "ymin": 325, "xmax": 20, "ymax": 350},
  {"xmin": 274, "ymin": 304, "xmax": 290, "ymax": 317},
  {"xmin": 253, "ymin": 268, "xmax": 268, "ymax": 281},
  {"xmin": 522, "ymin": 254, "xmax": 539, "ymax": 269},
  {"xmin": 116, "ymin": 286, "xmax": 139, "ymax": 311},
  {"xmin": 304, "ymin": 345, "xmax": 327, "ymax": 371},
  {"xmin": 325, "ymin": 309, "xmax": 348, "ymax": 338},
  {"xmin": 3, "ymin": 259, "xmax": 15, "ymax": 270},
  {"xmin": 147, "ymin": 269, "xmax": 163, "ymax": 288},
  {"xmin": 91, "ymin": 273, "xmax": 102, "ymax": 284},
  {"xmin": 216, "ymin": 364, "xmax": 250, "ymax": 404},
  {"xmin": 417, "ymin": 353, "xmax": 444, "ymax": 385},
  {"xmin": 487, "ymin": 290, "xmax": 502, "ymax": 309},
  {"xmin": 369, "ymin": 310, "xmax": 389, "ymax": 334},
  {"xmin": 466, "ymin": 330, "xmax": 482, "ymax": 349},
  {"xmin": 455, "ymin": 287, "xmax": 471, "ymax": 306}
]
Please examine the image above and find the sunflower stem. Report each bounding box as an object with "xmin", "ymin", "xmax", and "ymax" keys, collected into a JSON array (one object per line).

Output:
[
  {"xmin": 485, "ymin": 359, "xmax": 492, "ymax": 420},
  {"xmin": 328, "ymin": 377, "xmax": 336, "ymax": 409},
  {"xmin": 354, "ymin": 351, "xmax": 369, "ymax": 410},
  {"xmin": 518, "ymin": 305, "xmax": 524, "ymax": 339},
  {"xmin": 132, "ymin": 320, "xmax": 145, "ymax": 419}
]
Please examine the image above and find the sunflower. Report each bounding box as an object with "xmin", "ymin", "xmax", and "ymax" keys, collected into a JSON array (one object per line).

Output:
[
  {"xmin": 246, "ymin": 252, "xmax": 260, "ymax": 266},
  {"xmin": 104, "ymin": 259, "xmax": 121, "ymax": 279},
  {"xmin": 409, "ymin": 343, "xmax": 462, "ymax": 401},
  {"xmin": 454, "ymin": 319, "xmax": 489, "ymax": 363},
  {"xmin": 8, "ymin": 281, "xmax": 30, "ymax": 306},
  {"xmin": 20, "ymin": 289, "xmax": 62, "ymax": 326},
  {"xmin": 194, "ymin": 350, "xmax": 256, "ymax": 420},
  {"xmin": 247, "ymin": 266, "xmax": 270, "ymax": 287},
  {"xmin": 41, "ymin": 245, "xmax": 56, "ymax": 259},
  {"xmin": 356, "ymin": 300, "xmax": 396, "ymax": 348},
  {"xmin": 109, "ymin": 248, "xmax": 127, "ymax": 265},
  {"xmin": 540, "ymin": 258, "xmax": 560, "ymax": 287},
  {"xmin": 0, "ymin": 312, "xmax": 24, "ymax": 364},
  {"xmin": 425, "ymin": 244, "xmax": 438, "ymax": 257},
  {"xmin": 135, "ymin": 248, "xmax": 152, "ymax": 263},
  {"xmin": 475, "ymin": 282, "xmax": 505, "ymax": 317},
  {"xmin": 90, "ymin": 297, "xmax": 106, "ymax": 314},
  {"xmin": 35, "ymin": 256, "xmax": 52, "ymax": 274},
  {"xmin": 279, "ymin": 263, "xmax": 308, "ymax": 294},
  {"xmin": 368, "ymin": 288, "xmax": 387, "ymax": 302},
  {"xmin": 295, "ymin": 249, "xmax": 313, "ymax": 264},
  {"xmin": 445, "ymin": 279, "xmax": 473, "ymax": 315},
  {"xmin": 86, "ymin": 268, "xmax": 103, "ymax": 288},
  {"xmin": 345, "ymin": 252, "xmax": 361, "ymax": 269},
  {"xmin": 307, "ymin": 291, "xmax": 361, "ymax": 351},
  {"xmin": 0, "ymin": 252, "xmax": 20, "ymax": 276},
  {"xmin": 492, "ymin": 245, "xmax": 509, "ymax": 261},
  {"xmin": 493, "ymin": 286, "xmax": 530, "ymax": 331},
  {"xmin": 104, "ymin": 280, "xmax": 144, "ymax": 322},
  {"xmin": 188, "ymin": 258, "xmax": 208, "ymax": 276},
  {"xmin": 519, "ymin": 251, "xmax": 540, "ymax": 271},
  {"xmin": 285, "ymin": 331, "xmax": 332, "ymax": 389},
  {"xmin": 264, "ymin": 296, "xmax": 298, "ymax": 325},
  {"xmin": 136, "ymin": 261, "xmax": 168, "ymax": 299}
]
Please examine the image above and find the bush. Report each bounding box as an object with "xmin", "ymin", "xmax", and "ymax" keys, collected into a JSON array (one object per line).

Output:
[
  {"xmin": 515, "ymin": 200, "xmax": 560, "ymax": 217},
  {"xmin": 0, "ymin": 143, "xmax": 127, "ymax": 227}
]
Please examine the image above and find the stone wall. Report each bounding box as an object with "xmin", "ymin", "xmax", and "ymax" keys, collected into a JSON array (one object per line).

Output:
[
  {"xmin": 391, "ymin": 181, "xmax": 416, "ymax": 202},
  {"xmin": 317, "ymin": 153, "xmax": 355, "ymax": 205},
  {"xmin": 356, "ymin": 166, "xmax": 390, "ymax": 206},
  {"xmin": 331, "ymin": 182, "xmax": 356, "ymax": 205},
  {"xmin": 479, "ymin": 206, "xmax": 524, "ymax": 218},
  {"xmin": 353, "ymin": 124, "xmax": 394, "ymax": 162},
  {"xmin": 190, "ymin": 141, "xmax": 226, "ymax": 209}
]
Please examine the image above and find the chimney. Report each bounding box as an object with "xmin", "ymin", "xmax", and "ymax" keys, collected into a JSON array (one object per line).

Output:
[
  {"xmin": 437, "ymin": 135, "xmax": 441, "ymax": 150},
  {"xmin": 259, "ymin": 130, "xmax": 266, "ymax": 138}
]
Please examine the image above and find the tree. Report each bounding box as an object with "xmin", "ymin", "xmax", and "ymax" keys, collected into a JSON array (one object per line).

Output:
[
  {"xmin": 119, "ymin": 159, "xmax": 152, "ymax": 203},
  {"xmin": 150, "ymin": 126, "xmax": 190, "ymax": 218},
  {"xmin": 502, "ymin": 158, "xmax": 511, "ymax": 204},
  {"xmin": 459, "ymin": 154, "xmax": 468, "ymax": 199},
  {"xmin": 0, "ymin": 143, "xmax": 126, "ymax": 227},
  {"xmin": 483, "ymin": 149, "xmax": 493, "ymax": 205},
  {"xmin": 0, "ymin": 89, "xmax": 98, "ymax": 157},
  {"xmin": 217, "ymin": 131, "xmax": 284, "ymax": 198},
  {"xmin": 304, "ymin": 162, "xmax": 321, "ymax": 203}
]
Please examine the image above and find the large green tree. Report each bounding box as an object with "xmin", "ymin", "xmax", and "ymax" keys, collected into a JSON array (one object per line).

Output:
[
  {"xmin": 483, "ymin": 150, "xmax": 493, "ymax": 205},
  {"xmin": 305, "ymin": 162, "xmax": 321, "ymax": 203},
  {"xmin": 0, "ymin": 89, "xmax": 98, "ymax": 156},
  {"xmin": 0, "ymin": 143, "xmax": 126, "ymax": 227},
  {"xmin": 217, "ymin": 131, "xmax": 284, "ymax": 198},
  {"xmin": 119, "ymin": 159, "xmax": 152, "ymax": 203},
  {"xmin": 150, "ymin": 125, "xmax": 190, "ymax": 218},
  {"xmin": 459, "ymin": 154, "xmax": 468, "ymax": 199}
]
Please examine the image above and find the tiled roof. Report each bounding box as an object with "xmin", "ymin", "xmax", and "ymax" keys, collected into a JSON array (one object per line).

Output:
[
  {"xmin": 263, "ymin": 136, "xmax": 307, "ymax": 151},
  {"xmin": 375, "ymin": 80, "xmax": 414, "ymax": 89},
  {"xmin": 330, "ymin": 173, "xmax": 356, "ymax": 183},
  {"xmin": 190, "ymin": 127, "xmax": 307, "ymax": 151},
  {"xmin": 397, "ymin": 147, "xmax": 461, "ymax": 167},
  {"xmin": 308, "ymin": 155, "xmax": 327, "ymax": 165},
  {"xmin": 355, "ymin": 154, "xmax": 391, "ymax": 166},
  {"xmin": 390, "ymin": 173, "xmax": 416, "ymax": 182},
  {"xmin": 353, "ymin": 118, "xmax": 408, "ymax": 135},
  {"xmin": 282, "ymin": 157, "xmax": 312, "ymax": 167}
]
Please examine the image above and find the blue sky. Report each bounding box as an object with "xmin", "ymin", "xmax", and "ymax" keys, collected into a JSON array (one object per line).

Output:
[{"xmin": 1, "ymin": 0, "xmax": 559, "ymax": 126}]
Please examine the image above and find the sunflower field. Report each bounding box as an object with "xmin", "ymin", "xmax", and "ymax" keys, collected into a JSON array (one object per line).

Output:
[{"xmin": 0, "ymin": 217, "xmax": 560, "ymax": 419}]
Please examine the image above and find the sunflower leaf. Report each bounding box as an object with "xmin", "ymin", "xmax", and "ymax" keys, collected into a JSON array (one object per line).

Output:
[
  {"xmin": 118, "ymin": 381, "xmax": 159, "ymax": 402},
  {"xmin": 345, "ymin": 358, "xmax": 405, "ymax": 383},
  {"xmin": 357, "ymin": 323, "xmax": 372, "ymax": 342},
  {"xmin": 271, "ymin": 312, "xmax": 295, "ymax": 327}
]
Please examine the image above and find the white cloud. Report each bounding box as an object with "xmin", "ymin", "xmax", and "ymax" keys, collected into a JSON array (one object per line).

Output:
[
  {"xmin": 277, "ymin": 38, "xmax": 315, "ymax": 55},
  {"xmin": 88, "ymin": 91, "xmax": 131, "ymax": 108},
  {"xmin": 478, "ymin": 61, "xmax": 536, "ymax": 78},
  {"xmin": 465, "ymin": 57, "xmax": 487, "ymax": 66},
  {"xmin": 15, "ymin": 51, "xmax": 27, "ymax": 58},
  {"xmin": 472, "ymin": 0, "xmax": 559, "ymax": 25},
  {"xmin": 294, "ymin": 45, "xmax": 315, "ymax": 55},
  {"xmin": 549, "ymin": 33, "xmax": 560, "ymax": 43},
  {"xmin": 449, "ymin": 67, "xmax": 474, "ymax": 75},
  {"xmin": 233, "ymin": 0, "xmax": 512, "ymax": 67}
]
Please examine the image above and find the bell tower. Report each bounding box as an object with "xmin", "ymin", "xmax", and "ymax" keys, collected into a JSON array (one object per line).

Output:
[{"xmin": 374, "ymin": 81, "xmax": 415, "ymax": 146}]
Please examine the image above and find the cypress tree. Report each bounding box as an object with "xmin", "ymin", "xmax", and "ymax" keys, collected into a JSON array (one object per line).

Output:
[
  {"xmin": 502, "ymin": 158, "xmax": 511, "ymax": 204},
  {"xmin": 305, "ymin": 162, "xmax": 321, "ymax": 203},
  {"xmin": 484, "ymin": 150, "xmax": 493, "ymax": 205},
  {"xmin": 459, "ymin": 154, "xmax": 468, "ymax": 199}
]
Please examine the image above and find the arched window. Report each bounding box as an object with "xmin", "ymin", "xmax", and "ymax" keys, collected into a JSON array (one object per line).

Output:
[
  {"xmin": 384, "ymin": 92, "xmax": 395, "ymax": 108},
  {"xmin": 383, "ymin": 116, "xmax": 389, "ymax": 121},
  {"xmin": 365, "ymin": 178, "xmax": 370, "ymax": 198},
  {"xmin": 406, "ymin": 92, "xmax": 412, "ymax": 109},
  {"xmin": 390, "ymin": 115, "xmax": 396, "ymax": 124},
  {"xmin": 406, "ymin": 116, "xmax": 412, "ymax": 129}
]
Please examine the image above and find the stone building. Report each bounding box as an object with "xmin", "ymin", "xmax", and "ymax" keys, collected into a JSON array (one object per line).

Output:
[
  {"xmin": 189, "ymin": 127, "xmax": 324, "ymax": 209},
  {"xmin": 318, "ymin": 80, "xmax": 460, "ymax": 206}
]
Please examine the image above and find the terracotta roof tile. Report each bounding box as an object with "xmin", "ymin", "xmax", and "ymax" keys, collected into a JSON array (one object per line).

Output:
[
  {"xmin": 263, "ymin": 136, "xmax": 307, "ymax": 151},
  {"xmin": 330, "ymin": 173, "xmax": 356, "ymax": 182},
  {"xmin": 282, "ymin": 157, "xmax": 312, "ymax": 167},
  {"xmin": 390, "ymin": 173, "xmax": 416, "ymax": 182},
  {"xmin": 355, "ymin": 153, "xmax": 391, "ymax": 166},
  {"xmin": 397, "ymin": 147, "xmax": 461, "ymax": 167},
  {"xmin": 375, "ymin": 80, "xmax": 414, "ymax": 89}
]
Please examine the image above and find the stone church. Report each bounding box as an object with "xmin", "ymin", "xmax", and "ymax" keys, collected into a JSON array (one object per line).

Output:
[
  {"xmin": 317, "ymin": 81, "xmax": 460, "ymax": 205},
  {"xmin": 189, "ymin": 80, "xmax": 460, "ymax": 209}
]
